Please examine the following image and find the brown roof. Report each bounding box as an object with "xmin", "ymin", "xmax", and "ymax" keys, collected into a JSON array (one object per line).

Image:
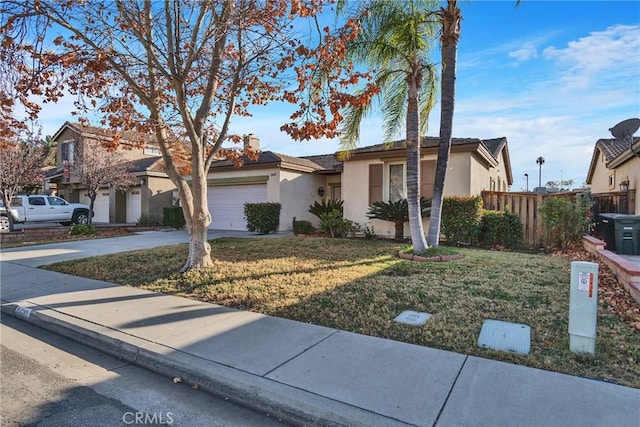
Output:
[
  {"xmin": 595, "ymin": 137, "xmax": 639, "ymax": 162},
  {"xmin": 586, "ymin": 136, "xmax": 640, "ymax": 184},
  {"xmin": 350, "ymin": 136, "xmax": 505, "ymax": 156},
  {"xmin": 53, "ymin": 121, "xmax": 156, "ymax": 146},
  {"xmin": 209, "ymin": 151, "xmax": 340, "ymax": 173}
]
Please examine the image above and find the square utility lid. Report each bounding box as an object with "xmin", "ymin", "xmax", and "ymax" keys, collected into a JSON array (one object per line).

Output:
[
  {"xmin": 478, "ymin": 319, "xmax": 531, "ymax": 355},
  {"xmin": 394, "ymin": 310, "xmax": 431, "ymax": 326}
]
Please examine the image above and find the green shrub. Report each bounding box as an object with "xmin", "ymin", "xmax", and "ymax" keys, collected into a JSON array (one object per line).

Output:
[
  {"xmin": 318, "ymin": 209, "xmax": 361, "ymax": 238},
  {"xmin": 70, "ymin": 224, "xmax": 95, "ymax": 235},
  {"xmin": 366, "ymin": 197, "xmax": 431, "ymax": 241},
  {"xmin": 163, "ymin": 207, "xmax": 186, "ymax": 229},
  {"xmin": 309, "ymin": 199, "xmax": 343, "ymax": 219},
  {"xmin": 539, "ymin": 194, "xmax": 592, "ymax": 252},
  {"xmin": 293, "ymin": 218, "xmax": 315, "ymax": 235},
  {"xmin": 136, "ymin": 215, "xmax": 156, "ymax": 226},
  {"xmin": 478, "ymin": 210, "xmax": 523, "ymax": 249},
  {"xmin": 244, "ymin": 202, "xmax": 281, "ymax": 234},
  {"xmin": 441, "ymin": 196, "xmax": 483, "ymax": 246}
]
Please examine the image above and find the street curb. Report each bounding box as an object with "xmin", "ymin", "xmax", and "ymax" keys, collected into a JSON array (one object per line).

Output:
[{"xmin": 1, "ymin": 303, "xmax": 409, "ymax": 427}]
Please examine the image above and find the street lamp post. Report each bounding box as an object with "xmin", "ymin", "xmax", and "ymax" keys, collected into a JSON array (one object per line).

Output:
[
  {"xmin": 524, "ymin": 173, "xmax": 529, "ymax": 192},
  {"xmin": 536, "ymin": 157, "xmax": 545, "ymax": 188}
]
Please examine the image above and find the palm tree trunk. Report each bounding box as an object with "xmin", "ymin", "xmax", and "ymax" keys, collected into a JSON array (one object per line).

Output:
[
  {"xmin": 407, "ymin": 66, "xmax": 429, "ymax": 253},
  {"xmin": 427, "ymin": 0, "xmax": 461, "ymax": 247}
]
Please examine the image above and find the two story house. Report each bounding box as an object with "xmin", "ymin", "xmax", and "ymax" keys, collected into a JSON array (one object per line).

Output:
[{"xmin": 45, "ymin": 121, "xmax": 177, "ymax": 223}]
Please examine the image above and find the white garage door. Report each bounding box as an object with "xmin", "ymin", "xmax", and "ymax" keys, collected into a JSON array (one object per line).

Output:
[
  {"xmin": 81, "ymin": 190, "xmax": 110, "ymax": 223},
  {"xmin": 207, "ymin": 184, "xmax": 267, "ymax": 230},
  {"xmin": 126, "ymin": 188, "xmax": 142, "ymax": 224}
]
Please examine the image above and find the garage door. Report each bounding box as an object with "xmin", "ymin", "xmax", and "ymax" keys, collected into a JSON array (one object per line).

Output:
[
  {"xmin": 207, "ymin": 184, "xmax": 267, "ymax": 230},
  {"xmin": 126, "ymin": 188, "xmax": 142, "ymax": 224},
  {"xmin": 81, "ymin": 190, "xmax": 110, "ymax": 223}
]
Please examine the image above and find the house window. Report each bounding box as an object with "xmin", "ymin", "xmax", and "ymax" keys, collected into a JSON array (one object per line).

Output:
[
  {"xmin": 490, "ymin": 178, "xmax": 496, "ymax": 191},
  {"xmin": 388, "ymin": 164, "xmax": 404, "ymax": 201},
  {"xmin": 331, "ymin": 185, "xmax": 342, "ymax": 201},
  {"xmin": 368, "ymin": 164, "xmax": 383, "ymax": 205},
  {"xmin": 608, "ymin": 174, "xmax": 615, "ymax": 189},
  {"xmin": 61, "ymin": 141, "xmax": 75, "ymax": 164},
  {"xmin": 144, "ymin": 145, "xmax": 161, "ymax": 155}
]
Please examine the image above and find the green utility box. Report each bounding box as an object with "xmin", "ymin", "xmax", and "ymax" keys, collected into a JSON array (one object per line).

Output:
[{"xmin": 614, "ymin": 215, "xmax": 640, "ymax": 256}]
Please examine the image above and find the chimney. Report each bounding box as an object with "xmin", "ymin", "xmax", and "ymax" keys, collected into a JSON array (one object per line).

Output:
[{"xmin": 243, "ymin": 134, "xmax": 260, "ymax": 151}]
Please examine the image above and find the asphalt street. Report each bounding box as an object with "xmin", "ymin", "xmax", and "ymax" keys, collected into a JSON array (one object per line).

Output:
[{"xmin": 1, "ymin": 315, "xmax": 287, "ymax": 427}]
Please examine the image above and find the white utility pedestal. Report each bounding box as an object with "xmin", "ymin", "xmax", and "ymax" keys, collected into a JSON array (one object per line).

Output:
[{"xmin": 568, "ymin": 261, "xmax": 599, "ymax": 356}]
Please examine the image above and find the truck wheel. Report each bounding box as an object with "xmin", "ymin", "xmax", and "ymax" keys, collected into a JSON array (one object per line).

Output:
[
  {"xmin": 0, "ymin": 216, "xmax": 9, "ymax": 232},
  {"xmin": 72, "ymin": 211, "xmax": 90, "ymax": 225}
]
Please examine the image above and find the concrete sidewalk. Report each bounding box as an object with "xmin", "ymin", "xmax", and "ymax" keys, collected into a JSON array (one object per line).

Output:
[{"xmin": 1, "ymin": 231, "xmax": 638, "ymax": 426}]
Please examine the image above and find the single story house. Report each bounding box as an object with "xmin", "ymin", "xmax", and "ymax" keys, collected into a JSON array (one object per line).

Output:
[
  {"xmin": 341, "ymin": 136, "xmax": 513, "ymax": 238},
  {"xmin": 205, "ymin": 135, "xmax": 342, "ymax": 231},
  {"xmin": 205, "ymin": 135, "xmax": 513, "ymax": 237},
  {"xmin": 585, "ymin": 136, "xmax": 639, "ymax": 214}
]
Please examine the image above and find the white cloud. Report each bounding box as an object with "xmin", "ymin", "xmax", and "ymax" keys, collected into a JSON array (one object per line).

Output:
[
  {"xmin": 508, "ymin": 42, "xmax": 539, "ymax": 62},
  {"xmin": 543, "ymin": 24, "xmax": 640, "ymax": 90}
]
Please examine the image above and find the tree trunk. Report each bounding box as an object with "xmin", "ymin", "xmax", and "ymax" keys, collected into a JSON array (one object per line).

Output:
[
  {"xmin": 182, "ymin": 217, "xmax": 214, "ymax": 271},
  {"xmin": 2, "ymin": 192, "xmax": 16, "ymax": 232},
  {"xmin": 406, "ymin": 65, "xmax": 429, "ymax": 253},
  {"xmin": 427, "ymin": 0, "xmax": 460, "ymax": 247},
  {"xmin": 394, "ymin": 221, "xmax": 404, "ymax": 242},
  {"xmin": 180, "ymin": 166, "xmax": 215, "ymax": 272},
  {"xmin": 89, "ymin": 191, "xmax": 96, "ymax": 225}
]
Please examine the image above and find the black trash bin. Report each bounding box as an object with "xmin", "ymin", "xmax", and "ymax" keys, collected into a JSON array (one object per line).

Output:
[
  {"xmin": 596, "ymin": 213, "xmax": 626, "ymax": 252},
  {"xmin": 614, "ymin": 215, "xmax": 640, "ymax": 255}
]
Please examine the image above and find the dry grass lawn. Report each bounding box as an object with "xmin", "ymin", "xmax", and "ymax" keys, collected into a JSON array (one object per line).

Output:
[{"xmin": 44, "ymin": 237, "xmax": 640, "ymax": 388}]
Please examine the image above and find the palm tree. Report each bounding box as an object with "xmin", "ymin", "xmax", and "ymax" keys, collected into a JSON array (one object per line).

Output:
[
  {"xmin": 426, "ymin": 0, "xmax": 461, "ymax": 247},
  {"xmin": 339, "ymin": 0, "xmax": 439, "ymax": 254}
]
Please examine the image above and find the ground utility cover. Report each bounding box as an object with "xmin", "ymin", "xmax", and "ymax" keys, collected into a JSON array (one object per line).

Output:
[{"xmin": 477, "ymin": 319, "xmax": 531, "ymax": 355}]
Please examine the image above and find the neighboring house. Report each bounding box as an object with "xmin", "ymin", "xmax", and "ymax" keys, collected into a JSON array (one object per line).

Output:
[
  {"xmin": 45, "ymin": 121, "xmax": 176, "ymax": 223},
  {"xmin": 341, "ymin": 136, "xmax": 513, "ymax": 239},
  {"xmin": 586, "ymin": 137, "xmax": 639, "ymax": 214},
  {"xmin": 205, "ymin": 136, "xmax": 342, "ymax": 231}
]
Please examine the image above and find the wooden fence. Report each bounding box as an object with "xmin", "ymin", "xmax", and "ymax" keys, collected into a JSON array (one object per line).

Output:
[{"xmin": 481, "ymin": 190, "xmax": 636, "ymax": 247}]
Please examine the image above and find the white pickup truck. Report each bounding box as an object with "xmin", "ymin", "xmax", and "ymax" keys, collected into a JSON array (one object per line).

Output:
[{"xmin": 1, "ymin": 195, "xmax": 92, "ymax": 231}]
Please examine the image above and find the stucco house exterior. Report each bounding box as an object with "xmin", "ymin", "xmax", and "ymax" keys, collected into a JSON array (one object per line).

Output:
[
  {"xmin": 42, "ymin": 122, "xmax": 514, "ymax": 234},
  {"xmin": 205, "ymin": 136, "xmax": 341, "ymax": 231},
  {"xmin": 203, "ymin": 135, "xmax": 512, "ymax": 236},
  {"xmin": 45, "ymin": 122, "xmax": 177, "ymax": 223},
  {"xmin": 341, "ymin": 136, "xmax": 513, "ymax": 238},
  {"xmin": 585, "ymin": 137, "xmax": 639, "ymax": 214}
]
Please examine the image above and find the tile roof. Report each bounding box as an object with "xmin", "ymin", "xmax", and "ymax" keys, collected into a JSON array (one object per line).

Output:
[
  {"xmin": 127, "ymin": 156, "xmax": 164, "ymax": 173},
  {"xmin": 209, "ymin": 151, "xmax": 340, "ymax": 172},
  {"xmin": 596, "ymin": 137, "xmax": 639, "ymax": 162},
  {"xmin": 61, "ymin": 121, "xmax": 156, "ymax": 145},
  {"xmin": 352, "ymin": 136, "xmax": 486, "ymax": 153}
]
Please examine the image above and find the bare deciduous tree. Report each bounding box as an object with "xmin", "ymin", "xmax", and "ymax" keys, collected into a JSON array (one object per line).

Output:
[
  {"xmin": 0, "ymin": 129, "xmax": 47, "ymax": 231},
  {"xmin": 72, "ymin": 140, "xmax": 138, "ymax": 225},
  {"xmin": 1, "ymin": 0, "xmax": 376, "ymax": 271}
]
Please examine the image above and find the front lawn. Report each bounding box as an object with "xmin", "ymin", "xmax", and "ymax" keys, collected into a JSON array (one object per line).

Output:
[{"xmin": 44, "ymin": 237, "xmax": 640, "ymax": 388}]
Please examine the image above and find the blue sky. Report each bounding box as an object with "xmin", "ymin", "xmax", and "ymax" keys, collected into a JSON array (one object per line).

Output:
[{"xmin": 37, "ymin": 1, "xmax": 640, "ymax": 192}]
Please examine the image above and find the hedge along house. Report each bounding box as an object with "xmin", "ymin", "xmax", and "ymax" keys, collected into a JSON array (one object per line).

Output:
[
  {"xmin": 341, "ymin": 136, "xmax": 513, "ymax": 239},
  {"xmin": 45, "ymin": 121, "xmax": 177, "ymax": 224},
  {"xmin": 205, "ymin": 135, "xmax": 342, "ymax": 231}
]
